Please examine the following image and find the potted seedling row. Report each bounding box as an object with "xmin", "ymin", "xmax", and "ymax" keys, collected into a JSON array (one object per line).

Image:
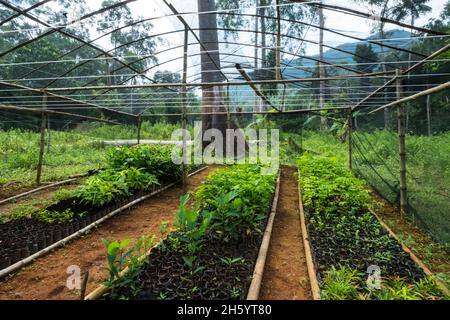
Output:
[
  {"xmin": 0, "ymin": 145, "xmax": 198, "ymax": 274},
  {"xmin": 296, "ymin": 154, "xmax": 448, "ymax": 300},
  {"xmin": 87, "ymin": 165, "xmax": 280, "ymax": 300}
]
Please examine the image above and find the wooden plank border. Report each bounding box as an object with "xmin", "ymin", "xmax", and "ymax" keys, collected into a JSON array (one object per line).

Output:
[
  {"xmin": 369, "ymin": 208, "xmax": 449, "ymax": 296},
  {"xmin": 246, "ymin": 171, "xmax": 281, "ymax": 300},
  {"xmin": 297, "ymin": 172, "xmax": 321, "ymax": 300}
]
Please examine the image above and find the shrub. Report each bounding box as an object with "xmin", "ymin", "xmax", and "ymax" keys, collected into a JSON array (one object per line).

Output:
[{"xmin": 107, "ymin": 144, "xmax": 182, "ymax": 182}]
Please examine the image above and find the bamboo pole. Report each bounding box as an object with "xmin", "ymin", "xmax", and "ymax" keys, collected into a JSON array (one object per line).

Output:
[
  {"xmin": 136, "ymin": 114, "xmax": 142, "ymax": 145},
  {"xmin": 80, "ymin": 270, "xmax": 89, "ymax": 300},
  {"xmin": 289, "ymin": 0, "xmax": 447, "ymax": 36},
  {"xmin": 226, "ymin": 82, "xmax": 231, "ymax": 129},
  {"xmin": 0, "ymin": 104, "xmax": 120, "ymax": 125},
  {"xmin": 247, "ymin": 171, "xmax": 281, "ymax": 300},
  {"xmin": 46, "ymin": 71, "xmax": 394, "ymax": 92},
  {"xmin": 297, "ymin": 176, "xmax": 321, "ymax": 300},
  {"xmin": 354, "ymin": 43, "xmax": 450, "ymax": 112},
  {"xmin": 235, "ymin": 63, "xmax": 281, "ymax": 112},
  {"xmin": 47, "ymin": 115, "xmax": 51, "ymax": 153},
  {"xmin": 275, "ymin": 0, "xmax": 281, "ymax": 81},
  {"xmin": 36, "ymin": 92, "xmax": 47, "ymax": 185},
  {"xmin": 181, "ymin": 26, "xmax": 188, "ymax": 186},
  {"xmin": 318, "ymin": 0, "xmax": 326, "ymax": 130},
  {"xmin": 396, "ymin": 70, "xmax": 407, "ymax": 218},
  {"xmin": 141, "ymin": 106, "xmax": 349, "ymax": 117},
  {"xmin": 347, "ymin": 107, "xmax": 352, "ymax": 170},
  {"xmin": 369, "ymin": 80, "xmax": 450, "ymax": 114},
  {"xmin": 426, "ymin": 93, "xmax": 431, "ymax": 136},
  {"xmin": 0, "ymin": 177, "xmax": 79, "ymax": 205}
]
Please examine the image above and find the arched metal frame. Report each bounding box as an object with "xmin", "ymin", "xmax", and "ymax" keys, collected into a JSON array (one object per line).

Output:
[{"xmin": 0, "ymin": 0, "xmax": 447, "ymax": 120}]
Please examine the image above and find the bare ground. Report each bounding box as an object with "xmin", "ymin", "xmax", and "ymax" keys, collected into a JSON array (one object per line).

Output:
[{"xmin": 259, "ymin": 166, "xmax": 312, "ymax": 300}]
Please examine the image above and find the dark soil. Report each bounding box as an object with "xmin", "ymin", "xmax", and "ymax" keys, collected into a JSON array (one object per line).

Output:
[
  {"xmin": 306, "ymin": 207, "xmax": 426, "ymax": 283},
  {"xmin": 108, "ymin": 234, "xmax": 263, "ymax": 300},
  {"xmin": 0, "ymin": 189, "xmax": 151, "ymax": 270}
]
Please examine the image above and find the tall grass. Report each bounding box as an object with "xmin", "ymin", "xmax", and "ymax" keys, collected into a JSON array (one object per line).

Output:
[
  {"xmin": 0, "ymin": 121, "xmax": 186, "ymax": 191},
  {"xmin": 0, "ymin": 129, "xmax": 107, "ymax": 189},
  {"xmin": 74, "ymin": 121, "xmax": 187, "ymax": 140}
]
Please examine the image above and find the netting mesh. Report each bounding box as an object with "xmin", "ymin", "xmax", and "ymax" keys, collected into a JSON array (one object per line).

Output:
[{"xmin": 353, "ymin": 91, "xmax": 450, "ymax": 245}]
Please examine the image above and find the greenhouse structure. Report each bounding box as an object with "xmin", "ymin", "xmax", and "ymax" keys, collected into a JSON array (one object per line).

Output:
[{"xmin": 0, "ymin": 0, "xmax": 448, "ymax": 303}]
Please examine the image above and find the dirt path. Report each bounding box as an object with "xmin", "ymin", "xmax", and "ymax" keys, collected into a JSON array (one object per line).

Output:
[
  {"xmin": 259, "ymin": 166, "xmax": 312, "ymax": 300},
  {"xmin": 0, "ymin": 167, "xmax": 212, "ymax": 300}
]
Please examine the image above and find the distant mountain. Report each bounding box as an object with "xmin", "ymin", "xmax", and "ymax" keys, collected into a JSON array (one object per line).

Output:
[
  {"xmin": 229, "ymin": 30, "xmax": 412, "ymax": 106},
  {"xmin": 285, "ymin": 29, "xmax": 411, "ymax": 79}
]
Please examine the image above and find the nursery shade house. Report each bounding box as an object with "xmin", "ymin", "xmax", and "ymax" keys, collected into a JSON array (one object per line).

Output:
[{"xmin": 0, "ymin": 0, "xmax": 449, "ymax": 301}]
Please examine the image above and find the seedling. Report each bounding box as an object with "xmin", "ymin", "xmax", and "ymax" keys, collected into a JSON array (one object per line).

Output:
[
  {"xmin": 220, "ymin": 256, "xmax": 245, "ymax": 266},
  {"xmin": 230, "ymin": 287, "xmax": 241, "ymax": 299},
  {"xmin": 102, "ymin": 235, "xmax": 155, "ymax": 293}
]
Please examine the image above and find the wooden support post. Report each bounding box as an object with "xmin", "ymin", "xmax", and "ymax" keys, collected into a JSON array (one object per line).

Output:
[
  {"xmin": 426, "ymin": 92, "xmax": 431, "ymax": 136},
  {"xmin": 226, "ymin": 82, "xmax": 231, "ymax": 129},
  {"xmin": 36, "ymin": 91, "xmax": 47, "ymax": 185},
  {"xmin": 347, "ymin": 107, "xmax": 352, "ymax": 170},
  {"xmin": 396, "ymin": 69, "xmax": 407, "ymax": 218},
  {"xmin": 47, "ymin": 115, "xmax": 51, "ymax": 153},
  {"xmin": 275, "ymin": 0, "xmax": 281, "ymax": 81},
  {"xmin": 318, "ymin": 0, "xmax": 326, "ymax": 129},
  {"xmin": 80, "ymin": 270, "xmax": 89, "ymax": 300},
  {"xmin": 136, "ymin": 114, "xmax": 142, "ymax": 144},
  {"xmin": 181, "ymin": 26, "xmax": 189, "ymax": 186}
]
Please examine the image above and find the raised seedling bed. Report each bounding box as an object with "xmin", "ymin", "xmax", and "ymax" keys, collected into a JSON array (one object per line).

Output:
[
  {"xmin": 0, "ymin": 166, "xmax": 207, "ymax": 277},
  {"xmin": 296, "ymin": 154, "xmax": 448, "ymax": 300},
  {"xmin": 86, "ymin": 165, "xmax": 280, "ymax": 300},
  {"xmin": 0, "ymin": 143, "xmax": 206, "ymax": 276}
]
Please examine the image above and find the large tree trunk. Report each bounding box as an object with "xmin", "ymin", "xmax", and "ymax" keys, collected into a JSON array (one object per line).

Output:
[{"xmin": 197, "ymin": 0, "xmax": 228, "ymax": 149}]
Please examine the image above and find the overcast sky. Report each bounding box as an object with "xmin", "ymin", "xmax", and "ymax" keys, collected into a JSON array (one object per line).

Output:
[{"xmin": 82, "ymin": 0, "xmax": 447, "ymax": 80}]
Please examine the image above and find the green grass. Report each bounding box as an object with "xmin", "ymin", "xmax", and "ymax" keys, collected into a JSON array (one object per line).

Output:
[
  {"xmin": 0, "ymin": 129, "xmax": 107, "ymax": 189},
  {"xmin": 321, "ymin": 266, "xmax": 448, "ymax": 300},
  {"xmin": 0, "ymin": 121, "xmax": 186, "ymax": 191},
  {"xmin": 74, "ymin": 121, "xmax": 186, "ymax": 140}
]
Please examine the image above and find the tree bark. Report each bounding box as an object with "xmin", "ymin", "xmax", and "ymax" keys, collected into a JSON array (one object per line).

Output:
[{"xmin": 197, "ymin": 0, "xmax": 228, "ymax": 150}]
